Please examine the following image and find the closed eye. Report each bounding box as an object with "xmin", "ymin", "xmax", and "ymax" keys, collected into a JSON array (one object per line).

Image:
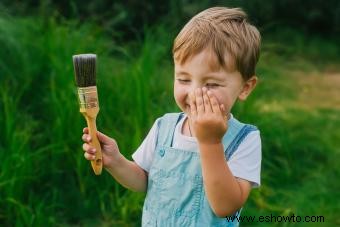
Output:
[
  {"xmin": 177, "ymin": 79, "xmax": 191, "ymax": 83},
  {"xmin": 206, "ymin": 83, "xmax": 219, "ymax": 88}
]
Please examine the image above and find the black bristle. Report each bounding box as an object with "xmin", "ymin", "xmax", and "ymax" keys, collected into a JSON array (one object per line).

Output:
[{"xmin": 73, "ymin": 54, "xmax": 97, "ymax": 87}]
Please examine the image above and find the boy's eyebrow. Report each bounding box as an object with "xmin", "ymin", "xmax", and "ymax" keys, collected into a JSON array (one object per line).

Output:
[
  {"xmin": 175, "ymin": 70, "xmax": 191, "ymax": 76},
  {"xmin": 175, "ymin": 70, "xmax": 227, "ymax": 81}
]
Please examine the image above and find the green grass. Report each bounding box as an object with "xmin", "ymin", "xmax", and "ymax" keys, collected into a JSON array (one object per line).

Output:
[{"xmin": 0, "ymin": 15, "xmax": 339, "ymax": 226}]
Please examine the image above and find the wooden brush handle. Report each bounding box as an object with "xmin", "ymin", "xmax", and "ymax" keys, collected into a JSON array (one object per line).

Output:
[{"xmin": 83, "ymin": 112, "xmax": 102, "ymax": 175}]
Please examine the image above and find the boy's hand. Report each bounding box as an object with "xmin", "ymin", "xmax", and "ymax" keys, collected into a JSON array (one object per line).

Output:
[
  {"xmin": 82, "ymin": 128, "xmax": 122, "ymax": 169},
  {"xmin": 188, "ymin": 87, "xmax": 227, "ymax": 144}
]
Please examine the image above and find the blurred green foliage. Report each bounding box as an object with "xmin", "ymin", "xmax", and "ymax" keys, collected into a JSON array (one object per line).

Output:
[{"xmin": 1, "ymin": 0, "xmax": 340, "ymax": 41}]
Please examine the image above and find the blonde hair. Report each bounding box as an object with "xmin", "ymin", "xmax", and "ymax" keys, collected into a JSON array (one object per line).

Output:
[{"xmin": 173, "ymin": 7, "xmax": 261, "ymax": 80}]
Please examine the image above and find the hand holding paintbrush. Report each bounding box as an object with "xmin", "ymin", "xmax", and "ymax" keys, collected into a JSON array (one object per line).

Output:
[{"xmin": 73, "ymin": 54, "xmax": 102, "ymax": 175}]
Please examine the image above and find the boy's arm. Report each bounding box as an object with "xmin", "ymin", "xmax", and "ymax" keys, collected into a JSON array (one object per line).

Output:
[
  {"xmin": 106, "ymin": 155, "xmax": 148, "ymax": 192},
  {"xmin": 199, "ymin": 142, "xmax": 251, "ymax": 217},
  {"xmin": 189, "ymin": 88, "xmax": 252, "ymax": 217}
]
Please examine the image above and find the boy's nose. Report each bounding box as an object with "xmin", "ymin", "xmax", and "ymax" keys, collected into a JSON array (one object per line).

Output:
[
  {"xmin": 189, "ymin": 84, "xmax": 202, "ymax": 93},
  {"xmin": 187, "ymin": 87, "xmax": 204, "ymax": 102},
  {"xmin": 190, "ymin": 86, "xmax": 205, "ymax": 94}
]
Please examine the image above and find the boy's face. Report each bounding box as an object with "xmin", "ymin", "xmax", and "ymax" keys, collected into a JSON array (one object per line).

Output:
[{"xmin": 174, "ymin": 49, "xmax": 256, "ymax": 116}]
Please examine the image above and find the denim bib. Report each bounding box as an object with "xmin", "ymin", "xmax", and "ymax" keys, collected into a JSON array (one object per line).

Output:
[{"xmin": 142, "ymin": 113, "xmax": 257, "ymax": 227}]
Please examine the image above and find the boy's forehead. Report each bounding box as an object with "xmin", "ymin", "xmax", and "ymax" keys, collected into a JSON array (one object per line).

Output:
[{"xmin": 174, "ymin": 48, "xmax": 236, "ymax": 73}]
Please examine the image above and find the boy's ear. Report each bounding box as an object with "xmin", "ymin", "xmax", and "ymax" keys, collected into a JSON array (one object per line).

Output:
[{"xmin": 238, "ymin": 76, "xmax": 258, "ymax": 101}]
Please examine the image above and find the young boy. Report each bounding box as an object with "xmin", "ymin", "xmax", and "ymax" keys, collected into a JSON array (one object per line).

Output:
[{"xmin": 82, "ymin": 7, "xmax": 261, "ymax": 226}]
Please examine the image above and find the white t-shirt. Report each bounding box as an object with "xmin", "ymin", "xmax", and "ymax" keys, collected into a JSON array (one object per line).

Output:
[{"xmin": 132, "ymin": 114, "xmax": 261, "ymax": 187}]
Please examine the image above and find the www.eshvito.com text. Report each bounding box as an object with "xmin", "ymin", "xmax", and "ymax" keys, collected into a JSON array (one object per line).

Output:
[{"xmin": 226, "ymin": 214, "xmax": 325, "ymax": 223}]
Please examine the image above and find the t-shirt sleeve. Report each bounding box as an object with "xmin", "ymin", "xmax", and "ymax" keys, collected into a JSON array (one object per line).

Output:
[
  {"xmin": 131, "ymin": 118, "xmax": 160, "ymax": 172},
  {"xmin": 227, "ymin": 130, "xmax": 262, "ymax": 188}
]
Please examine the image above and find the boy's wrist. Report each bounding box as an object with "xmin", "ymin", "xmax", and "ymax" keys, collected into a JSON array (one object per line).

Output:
[
  {"xmin": 105, "ymin": 152, "xmax": 124, "ymax": 173},
  {"xmin": 198, "ymin": 140, "xmax": 224, "ymax": 151}
]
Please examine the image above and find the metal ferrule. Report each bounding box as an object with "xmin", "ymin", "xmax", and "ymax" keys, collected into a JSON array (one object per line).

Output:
[{"xmin": 77, "ymin": 86, "xmax": 99, "ymax": 109}]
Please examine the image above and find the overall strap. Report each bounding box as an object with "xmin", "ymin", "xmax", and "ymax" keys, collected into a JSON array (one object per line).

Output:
[
  {"xmin": 223, "ymin": 118, "xmax": 258, "ymax": 160},
  {"xmin": 155, "ymin": 113, "xmax": 184, "ymax": 148}
]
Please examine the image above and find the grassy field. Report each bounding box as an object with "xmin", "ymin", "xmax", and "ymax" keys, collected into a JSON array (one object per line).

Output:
[{"xmin": 0, "ymin": 15, "xmax": 339, "ymax": 226}]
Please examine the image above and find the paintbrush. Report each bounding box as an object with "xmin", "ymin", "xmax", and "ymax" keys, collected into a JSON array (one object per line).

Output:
[{"xmin": 73, "ymin": 54, "xmax": 102, "ymax": 175}]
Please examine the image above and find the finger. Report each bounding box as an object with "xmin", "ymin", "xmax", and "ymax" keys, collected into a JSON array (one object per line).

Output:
[
  {"xmin": 220, "ymin": 104, "xmax": 227, "ymax": 119},
  {"xmin": 195, "ymin": 88, "xmax": 205, "ymax": 114},
  {"xmin": 202, "ymin": 87, "xmax": 212, "ymax": 113},
  {"xmin": 189, "ymin": 90, "xmax": 196, "ymax": 106},
  {"xmin": 186, "ymin": 105, "xmax": 191, "ymax": 117},
  {"xmin": 220, "ymin": 104, "xmax": 225, "ymax": 112},
  {"xmin": 83, "ymin": 127, "xmax": 89, "ymax": 133},
  {"xmin": 189, "ymin": 91, "xmax": 197, "ymax": 116},
  {"xmin": 82, "ymin": 143, "xmax": 96, "ymax": 154},
  {"xmin": 82, "ymin": 134, "xmax": 91, "ymax": 142},
  {"xmin": 84, "ymin": 152, "xmax": 95, "ymax": 161},
  {"xmin": 207, "ymin": 90, "xmax": 220, "ymax": 113}
]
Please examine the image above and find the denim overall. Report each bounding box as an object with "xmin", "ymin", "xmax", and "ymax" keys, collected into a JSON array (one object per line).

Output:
[{"xmin": 142, "ymin": 113, "xmax": 257, "ymax": 227}]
